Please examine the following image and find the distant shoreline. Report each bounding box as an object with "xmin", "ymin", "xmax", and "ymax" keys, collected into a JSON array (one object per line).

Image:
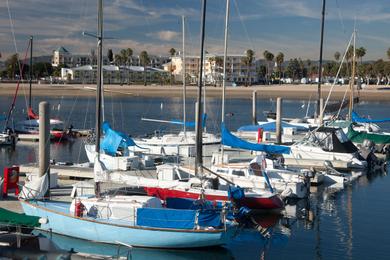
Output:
[{"xmin": 1, "ymin": 83, "xmax": 390, "ymax": 101}]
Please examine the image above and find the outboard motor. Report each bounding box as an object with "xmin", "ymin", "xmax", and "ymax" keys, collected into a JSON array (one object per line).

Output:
[{"xmin": 359, "ymin": 140, "xmax": 379, "ymax": 171}]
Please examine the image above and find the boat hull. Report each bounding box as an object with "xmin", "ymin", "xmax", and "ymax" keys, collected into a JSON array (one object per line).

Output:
[{"xmin": 21, "ymin": 200, "xmax": 230, "ymax": 248}]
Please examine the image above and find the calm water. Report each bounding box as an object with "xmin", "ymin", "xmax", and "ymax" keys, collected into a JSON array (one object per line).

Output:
[{"xmin": 1, "ymin": 94, "xmax": 390, "ymax": 259}]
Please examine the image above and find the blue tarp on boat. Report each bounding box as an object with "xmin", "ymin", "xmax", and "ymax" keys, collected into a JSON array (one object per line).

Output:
[
  {"xmin": 101, "ymin": 121, "xmax": 137, "ymax": 156},
  {"xmin": 170, "ymin": 114, "xmax": 207, "ymax": 128},
  {"xmin": 238, "ymin": 121, "xmax": 307, "ymax": 132},
  {"xmin": 136, "ymin": 207, "xmax": 221, "ymax": 229},
  {"xmin": 352, "ymin": 111, "xmax": 390, "ymax": 124},
  {"xmin": 222, "ymin": 123, "xmax": 291, "ymax": 154}
]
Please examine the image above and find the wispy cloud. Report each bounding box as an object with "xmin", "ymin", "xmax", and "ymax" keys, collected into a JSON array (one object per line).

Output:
[{"xmin": 147, "ymin": 30, "xmax": 180, "ymax": 42}]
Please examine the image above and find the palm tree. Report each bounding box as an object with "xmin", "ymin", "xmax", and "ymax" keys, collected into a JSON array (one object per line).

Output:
[
  {"xmin": 241, "ymin": 49, "xmax": 255, "ymax": 86},
  {"xmin": 120, "ymin": 49, "xmax": 128, "ymax": 66},
  {"xmin": 275, "ymin": 52, "xmax": 284, "ymax": 79},
  {"xmin": 125, "ymin": 48, "xmax": 133, "ymax": 83},
  {"xmin": 356, "ymin": 47, "xmax": 366, "ymax": 64},
  {"xmin": 168, "ymin": 48, "xmax": 177, "ymax": 85},
  {"xmin": 263, "ymin": 50, "xmax": 274, "ymax": 83},
  {"xmin": 387, "ymin": 47, "xmax": 390, "ymax": 60},
  {"xmin": 334, "ymin": 51, "xmax": 340, "ymax": 62},
  {"xmin": 140, "ymin": 50, "xmax": 150, "ymax": 86},
  {"xmin": 169, "ymin": 48, "xmax": 176, "ymax": 57}
]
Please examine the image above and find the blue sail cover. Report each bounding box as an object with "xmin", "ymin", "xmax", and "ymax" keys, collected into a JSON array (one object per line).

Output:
[
  {"xmin": 238, "ymin": 121, "xmax": 308, "ymax": 132},
  {"xmin": 136, "ymin": 208, "xmax": 221, "ymax": 229},
  {"xmin": 101, "ymin": 121, "xmax": 137, "ymax": 156},
  {"xmin": 170, "ymin": 113, "xmax": 207, "ymax": 128},
  {"xmin": 222, "ymin": 123, "xmax": 291, "ymax": 154},
  {"xmin": 352, "ymin": 111, "xmax": 390, "ymax": 123}
]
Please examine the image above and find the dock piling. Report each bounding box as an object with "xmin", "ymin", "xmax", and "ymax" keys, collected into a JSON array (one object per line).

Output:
[
  {"xmin": 39, "ymin": 101, "xmax": 50, "ymax": 197},
  {"xmin": 276, "ymin": 97, "xmax": 282, "ymax": 144}
]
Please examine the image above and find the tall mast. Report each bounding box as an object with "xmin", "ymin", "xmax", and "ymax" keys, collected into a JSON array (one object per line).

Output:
[
  {"xmin": 195, "ymin": 0, "xmax": 207, "ymax": 176},
  {"xmin": 182, "ymin": 15, "xmax": 186, "ymax": 137},
  {"xmin": 96, "ymin": 0, "xmax": 103, "ymax": 159},
  {"xmin": 29, "ymin": 35, "xmax": 33, "ymax": 109},
  {"xmin": 348, "ymin": 30, "xmax": 356, "ymax": 119},
  {"xmin": 221, "ymin": 0, "xmax": 230, "ymax": 161},
  {"xmin": 316, "ymin": 0, "xmax": 326, "ymax": 118},
  {"xmin": 94, "ymin": 0, "xmax": 103, "ymax": 195}
]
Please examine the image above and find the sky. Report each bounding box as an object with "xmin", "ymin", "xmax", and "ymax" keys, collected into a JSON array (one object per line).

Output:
[{"xmin": 0, "ymin": 0, "xmax": 389, "ymax": 61}]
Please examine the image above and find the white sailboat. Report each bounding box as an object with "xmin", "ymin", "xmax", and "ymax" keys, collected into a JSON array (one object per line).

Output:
[{"xmin": 132, "ymin": 15, "xmax": 220, "ymax": 158}]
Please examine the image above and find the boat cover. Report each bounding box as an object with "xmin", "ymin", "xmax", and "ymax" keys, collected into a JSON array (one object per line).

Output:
[
  {"xmin": 101, "ymin": 121, "xmax": 138, "ymax": 155},
  {"xmin": 307, "ymin": 127, "xmax": 358, "ymax": 153},
  {"xmin": 238, "ymin": 122, "xmax": 307, "ymax": 132},
  {"xmin": 222, "ymin": 123, "xmax": 291, "ymax": 154},
  {"xmin": 170, "ymin": 113, "xmax": 207, "ymax": 128},
  {"xmin": 352, "ymin": 111, "xmax": 390, "ymax": 124},
  {"xmin": 347, "ymin": 124, "xmax": 390, "ymax": 144},
  {"xmin": 136, "ymin": 208, "xmax": 221, "ymax": 229},
  {"xmin": 0, "ymin": 207, "xmax": 40, "ymax": 227}
]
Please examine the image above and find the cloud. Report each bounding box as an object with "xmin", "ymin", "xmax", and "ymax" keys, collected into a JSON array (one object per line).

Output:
[{"xmin": 148, "ymin": 30, "xmax": 180, "ymax": 42}]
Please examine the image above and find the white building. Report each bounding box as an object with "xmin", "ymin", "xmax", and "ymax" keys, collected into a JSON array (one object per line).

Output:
[
  {"xmin": 167, "ymin": 54, "xmax": 257, "ymax": 85},
  {"xmin": 61, "ymin": 65, "xmax": 170, "ymax": 84}
]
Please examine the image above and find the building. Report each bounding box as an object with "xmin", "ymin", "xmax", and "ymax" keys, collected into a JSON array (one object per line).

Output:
[
  {"xmin": 168, "ymin": 54, "xmax": 257, "ymax": 85},
  {"xmin": 61, "ymin": 65, "xmax": 170, "ymax": 84},
  {"xmin": 52, "ymin": 47, "xmax": 72, "ymax": 67},
  {"xmin": 52, "ymin": 46, "xmax": 169, "ymax": 70}
]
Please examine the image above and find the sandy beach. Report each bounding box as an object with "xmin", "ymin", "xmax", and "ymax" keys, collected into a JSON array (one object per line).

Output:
[{"xmin": 0, "ymin": 83, "xmax": 389, "ymax": 101}]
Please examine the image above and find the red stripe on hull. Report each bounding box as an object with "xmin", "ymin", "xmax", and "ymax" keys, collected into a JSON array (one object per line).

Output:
[{"xmin": 145, "ymin": 187, "xmax": 284, "ymax": 210}]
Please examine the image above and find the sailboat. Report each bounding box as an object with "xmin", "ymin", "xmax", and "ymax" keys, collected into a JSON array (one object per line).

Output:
[
  {"xmin": 20, "ymin": 0, "xmax": 233, "ymax": 248},
  {"xmin": 13, "ymin": 36, "xmax": 70, "ymax": 142},
  {"xmin": 132, "ymin": 15, "xmax": 220, "ymax": 158}
]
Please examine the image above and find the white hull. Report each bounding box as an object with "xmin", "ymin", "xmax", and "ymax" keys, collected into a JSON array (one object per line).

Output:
[
  {"xmin": 133, "ymin": 131, "xmax": 220, "ymax": 157},
  {"xmin": 210, "ymin": 162, "xmax": 310, "ymax": 199},
  {"xmin": 285, "ymin": 145, "xmax": 367, "ymax": 169}
]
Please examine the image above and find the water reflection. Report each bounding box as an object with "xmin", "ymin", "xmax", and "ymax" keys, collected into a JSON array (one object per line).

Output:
[{"xmin": 34, "ymin": 231, "xmax": 233, "ymax": 259}]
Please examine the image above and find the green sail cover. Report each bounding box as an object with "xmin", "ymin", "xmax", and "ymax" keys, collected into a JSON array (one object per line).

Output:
[
  {"xmin": 0, "ymin": 207, "xmax": 41, "ymax": 227},
  {"xmin": 348, "ymin": 125, "xmax": 390, "ymax": 144}
]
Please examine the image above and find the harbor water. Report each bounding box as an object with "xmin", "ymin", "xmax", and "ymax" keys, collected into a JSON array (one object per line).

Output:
[{"xmin": 1, "ymin": 95, "xmax": 390, "ymax": 259}]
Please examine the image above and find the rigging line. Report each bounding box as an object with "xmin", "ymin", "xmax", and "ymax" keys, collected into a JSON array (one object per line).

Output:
[
  {"xmin": 335, "ymin": 0, "xmax": 346, "ymax": 34},
  {"xmin": 78, "ymin": 95, "xmax": 91, "ymax": 163},
  {"xmin": 4, "ymin": 41, "xmax": 31, "ymax": 130},
  {"xmin": 6, "ymin": 0, "xmax": 30, "ymax": 112},
  {"xmin": 232, "ymin": 0, "xmax": 254, "ymax": 51},
  {"xmin": 321, "ymin": 32, "xmax": 354, "ymax": 118}
]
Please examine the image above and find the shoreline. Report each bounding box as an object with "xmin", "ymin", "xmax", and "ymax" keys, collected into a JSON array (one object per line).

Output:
[{"xmin": 1, "ymin": 83, "xmax": 390, "ymax": 101}]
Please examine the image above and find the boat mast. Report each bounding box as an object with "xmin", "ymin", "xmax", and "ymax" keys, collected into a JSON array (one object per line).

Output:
[
  {"xmin": 182, "ymin": 15, "xmax": 186, "ymax": 137},
  {"xmin": 29, "ymin": 35, "xmax": 33, "ymax": 110},
  {"xmin": 348, "ymin": 30, "xmax": 356, "ymax": 119},
  {"xmin": 195, "ymin": 0, "xmax": 207, "ymax": 176},
  {"xmin": 221, "ymin": 0, "xmax": 230, "ymax": 161},
  {"xmin": 95, "ymin": 0, "xmax": 103, "ymax": 195},
  {"xmin": 316, "ymin": 0, "xmax": 326, "ymax": 118}
]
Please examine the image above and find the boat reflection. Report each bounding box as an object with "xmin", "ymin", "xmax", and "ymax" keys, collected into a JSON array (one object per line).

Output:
[{"xmin": 34, "ymin": 230, "xmax": 233, "ymax": 259}]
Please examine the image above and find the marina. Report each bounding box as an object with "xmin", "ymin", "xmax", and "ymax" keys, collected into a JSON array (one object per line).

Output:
[
  {"xmin": 0, "ymin": 96, "xmax": 389, "ymax": 259},
  {"xmin": 1, "ymin": 0, "xmax": 390, "ymax": 259}
]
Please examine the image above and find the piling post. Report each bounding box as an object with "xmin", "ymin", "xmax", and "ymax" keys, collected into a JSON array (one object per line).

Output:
[
  {"xmin": 39, "ymin": 101, "xmax": 50, "ymax": 197},
  {"xmin": 276, "ymin": 97, "xmax": 282, "ymax": 144},
  {"xmin": 252, "ymin": 90, "xmax": 257, "ymax": 125},
  {"xmin": 319, "ymin": 98, "xmax": 324, "ymax": 125}
]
